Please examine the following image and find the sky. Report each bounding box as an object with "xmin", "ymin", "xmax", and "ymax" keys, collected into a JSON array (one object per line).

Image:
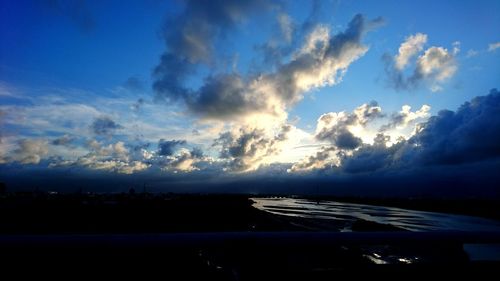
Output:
[{"xmin": 1, "ymin": 0, "xmax": 499, "ymax": 196}]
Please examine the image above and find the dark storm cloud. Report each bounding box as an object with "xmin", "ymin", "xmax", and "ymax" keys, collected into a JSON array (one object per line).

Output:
[
  {"xmin": 410, "ymin": 88, "xmax": 500, "ymax": 165},
  {"xmin": 42, "ymin": 0, "xmax": 95, "ymax": 32},
  {"xmin": 341, "ymin": 89, "xmax": 500, "ymax": 173},
  {"xmin": 341, "ymin": 135, "xmax": 407, "ymax": 173},
  {"xmin": 90, "ymin": 116, "xmax": 123, "ymax": 136},
  {"xmin": 157, "ymin": 139, "xmax": 187, "ymax": 156}
]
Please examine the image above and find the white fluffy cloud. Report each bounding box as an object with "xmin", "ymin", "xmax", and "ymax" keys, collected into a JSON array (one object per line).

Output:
[
  {"xmin": 394, "ymin": 33, "xmax": 427, "ymax": 70},
  {"xmin": 385, "ymin": 33, "xmax": 458, "ymax": 92},
  {"xmin": 415, "ymin": 46, "xmax": 457, "ymax": 91}
]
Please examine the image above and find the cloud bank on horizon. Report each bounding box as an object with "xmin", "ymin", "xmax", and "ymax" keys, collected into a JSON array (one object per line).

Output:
[{"xmin": 1, "ymin": 0, "xmax": 499, "ymax": 195}]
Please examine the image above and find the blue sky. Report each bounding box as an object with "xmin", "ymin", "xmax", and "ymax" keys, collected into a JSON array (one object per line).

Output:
[{"xmin": 1, "ymin": 0, "xmax": 500, "ymax": 195}]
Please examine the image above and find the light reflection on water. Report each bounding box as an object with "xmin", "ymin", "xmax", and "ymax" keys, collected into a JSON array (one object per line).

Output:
[{"xmin": 252, "ymin": 198, "xmax": 500, "ymax": 232}]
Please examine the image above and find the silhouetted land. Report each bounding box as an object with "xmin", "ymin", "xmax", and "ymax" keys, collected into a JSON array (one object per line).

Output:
[
  {"xmin": 1, "ymin": 191, "xmax": 499, "ymax": 278},
  {"xmin": 0, "ymin": 192, "xmax": 306, "ymax": 234}
]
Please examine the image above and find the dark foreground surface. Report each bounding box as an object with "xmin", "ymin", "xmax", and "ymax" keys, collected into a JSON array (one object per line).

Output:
[
  {"xmin": 1, "ymin": 193, "xmax": 500, "ymax": 279},
  {"xmin": 2, "ymin": 232, "xmax": 500, "ymax": 279}
]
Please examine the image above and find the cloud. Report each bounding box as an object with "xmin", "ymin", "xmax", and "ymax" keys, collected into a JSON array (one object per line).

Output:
[
  {"xmin": 50, "ymin": 138, "xmax": 209, "ymax": 174},
  {"xmin": 277, "ymin": 12, "xmax": 294, "ymax": 43},
  {"xmin": 0, "ymin": 109, "xmax": 6, "ymax": 143},
  {"xmin": 49, "ymin": 140, "xmax": 150, "ymax": 174},
  {"xmin": 341, "ymin": 88, "xmax": 500, "ymax": 173},
  {"xmin": 53, "ymin": 85, "xmax": 498, "ymax": 177},
  {"xmin": 152, "ymin": 11, "xmax": 384, "ymax": 173},
  {"xmin": 71, "ymin": 159, "xmax": 149, "ymax": 175},
  {"xmin": 488, "ymin": 42, "xmax": 500, "ymax": 52},
  {"xmin": 289, "ymin": 146, "xmax": 336, "ymax": 172},
  {"xmin": 13, "ymin": 139, "xmax": 49, "ymax": 164},
  {"xmin": 131, "ymin": 98, "xmax": 145, "ymax": 112},
  {"xmin": 414, "ymin": 46, "xmax": 458, "ymax": 91},
  {"xmin": 3, "ymin": 101, "xmax": 102, "ymax": 138},
  {"xmin": 340, "ymin": 134, "xmax": 407, "ymax": 173},
  {"xmin": 291, "ymin": 102, "xmax": 386, "ymax": 172},
  {"xmin": 3, "ymin": 89, "xmax": 500, "ymax": 196},
  {"xmin": 154, "ymin": 13, "xmax": 383, "ymax": 122},
  {"xmin": 255, "ymin": 10, "xmax": 298, "ymax": 66},
  {"xmin": 290, "ymin": 88, "xmax": 500, "ymax": 174},
  {"xmin": 84, "ymin": 140, "xmax": 129, "ymax": 160},
  {"xmin": 380, "ymin": 104, "xmax": 431, "ymax": 131},
  {"xmin": 410, "ymin": 88, "xmax": 500, "ymax": 165},
  {"xmin": 157, "ymin": 139, "xmax": 187, "ymax": 156},
  {"xmin": 90, "ymin": 116, "xmax": 123, "ymax": 136},
  {"xmin": 159, "ymin": 148, "xmax": 207, "ymax": 173},
  {"xmin": 384, "ymin": 33, "xmax": 458, "ymax": 92},
  {"xmin": 214, "ymin": 124, "xmax": 293, "ymax": 172},
  {"xmin": 153, "ymin": 0, "xmax": 273, "ymax": 102},
  {"xmin": 0, "ymin": 85, "xmax": 194, "ymax": 156},
  {"xmin": 315, "ymin": 102, "xmax": 383, "ymax": 149},
  {"xmin": 51, "ymin": 135, "xmax": 76, "ymax": 146},
  {"xmin": 394, "ymin": 33, "xmax": 427, "ymax": 70}
]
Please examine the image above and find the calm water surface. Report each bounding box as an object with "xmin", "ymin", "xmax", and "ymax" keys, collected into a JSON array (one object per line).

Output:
[{"xmin": 252, "ymin": 198, "xmax": 500, "ymax": 232}]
